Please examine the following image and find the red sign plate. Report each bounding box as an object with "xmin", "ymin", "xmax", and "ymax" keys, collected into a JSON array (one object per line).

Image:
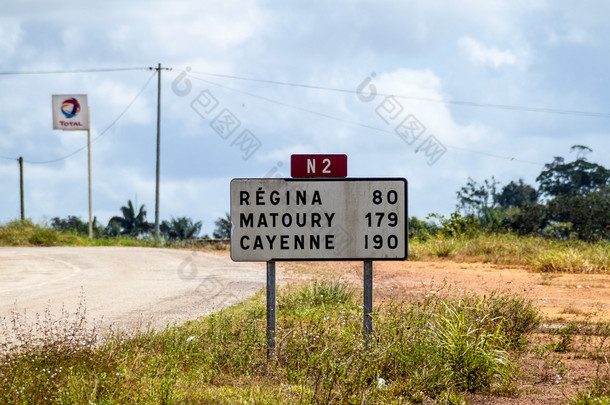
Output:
[{"xmin": 291, "ymin": 154, "xmax": 347, "ymax": 178}]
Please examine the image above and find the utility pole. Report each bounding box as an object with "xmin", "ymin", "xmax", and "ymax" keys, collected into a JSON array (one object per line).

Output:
[
  {"xmin": 151, "ymin": 63, "xmax": 171, "ymax": 238},
  {"xmin": 18, "ymin": 157, "xmax": 24, "ymax": 220}
]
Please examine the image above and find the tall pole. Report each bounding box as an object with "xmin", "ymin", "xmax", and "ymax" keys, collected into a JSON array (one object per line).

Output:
[
  {"xmin": 87, "ymin": 108, "xmax": 93, "ymax": 239},
  {"xmin": 19, "ymin": 157, "xmax": 24, "ymax": 221},
  {"xmin": 266, "ymin": 261, "xmax": 277, "ymax": 358},
  {"xmin": 154, "ymin": 63, "xmax": 162, "ymax": 238}
]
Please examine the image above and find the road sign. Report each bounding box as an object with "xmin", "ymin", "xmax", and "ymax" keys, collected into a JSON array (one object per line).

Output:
[
  {"xmin": 290, "ymin": 154, "xmax": 347, "ymax": 178},
  {"xmin": 230, "ymin": 178, "xmax": 407, "ymax": 261}
]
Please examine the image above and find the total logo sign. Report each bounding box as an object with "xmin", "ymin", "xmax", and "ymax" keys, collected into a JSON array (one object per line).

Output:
[
  {"xmin": 52, "ymin": 94, "xmax": 89, "ymax": 130},
  {"xmin": 61, "ymin": 98, "xmax": 81, "ymax": 118}
]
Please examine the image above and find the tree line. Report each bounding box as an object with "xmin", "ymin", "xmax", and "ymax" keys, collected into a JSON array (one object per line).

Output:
[
  {"xmin": 413, "ymin": 145, "xmax": 609, "ymax": 241},
  {"xmin": 51, "ymin": 145, "xmax": 608, "ymax": 243},
  {"xmin": 50, "ymin": 202, "xmax": 232, "ymax": 241}
]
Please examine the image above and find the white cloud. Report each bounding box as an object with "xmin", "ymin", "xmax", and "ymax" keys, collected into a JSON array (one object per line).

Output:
[
  {"xmin": 458, "ymin": 36, "xmax": 517, "ymax": 68},
  {"xmin": 547, "ymin": 25, "xmax": 590, "ymax": 46},
  {"xmin": 0, "ymin": 19, "xmax": 22, "ymax": 59},
  {"xmin": 90, "ymin": 79, "xmax": 154, "ymax": 126}
]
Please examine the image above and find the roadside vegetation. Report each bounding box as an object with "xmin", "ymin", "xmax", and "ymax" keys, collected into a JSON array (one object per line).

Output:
[
  {"xmin": 408, "ymin": 229, "xmax": 609, "ymax": 273},
  {"xmin": 3, "ymin": 217, "xmax": 607, "ymax": 273},
  {"xmin": 1, "ymin": 281, "xmax": 544, "ymax": 404}
]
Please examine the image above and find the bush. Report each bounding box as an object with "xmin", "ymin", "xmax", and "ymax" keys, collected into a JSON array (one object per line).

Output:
[{"xmin": 0, "ymin": 220, "xmax": 82, "ymax": 246}]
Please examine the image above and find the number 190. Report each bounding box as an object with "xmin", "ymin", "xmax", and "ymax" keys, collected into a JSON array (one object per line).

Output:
[{"xmin": 365, "ymin": 234, "xmax": 398, "ymax": 249}]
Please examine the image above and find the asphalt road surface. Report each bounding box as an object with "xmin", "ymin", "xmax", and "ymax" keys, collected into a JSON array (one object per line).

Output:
[{"xmin": 0, "ymin": 247, "xmax": 265, "ymax": 331}]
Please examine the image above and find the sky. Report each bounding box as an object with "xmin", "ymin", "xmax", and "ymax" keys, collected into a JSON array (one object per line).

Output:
[{"xmin": 1, "ymin": 0, "xmax": 609, "ymax": 236}]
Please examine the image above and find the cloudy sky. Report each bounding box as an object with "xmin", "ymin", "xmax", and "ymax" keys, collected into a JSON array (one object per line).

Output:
[{"xmin": 1, "ymin": 1, "xmax": 609, "ymax": 235}]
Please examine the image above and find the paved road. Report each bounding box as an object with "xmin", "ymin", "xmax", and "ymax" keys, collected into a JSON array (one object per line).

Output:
[{"xmin": 0, "ymin": 247, "xmax": 265, "ymax": 330}]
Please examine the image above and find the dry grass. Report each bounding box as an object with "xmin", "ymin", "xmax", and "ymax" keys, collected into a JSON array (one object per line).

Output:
[{"xmin": 411, "ymin": 233, "xmax": 609, "ymax": 273}]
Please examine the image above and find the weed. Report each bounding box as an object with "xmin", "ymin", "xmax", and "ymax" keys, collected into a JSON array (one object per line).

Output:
[
  {"xmin": 548, "ymin": 321, "xmax": 579, "ymax": 352},
  {"xmin": 426, "ymin": 303, "xmax": 512, "ymax": 392},
  {"xmin": 570, "ymin": 378, "xmax": 610, "ymax": 404},
  {"xmin": 534, "ymin": 249, "xmax": 595, "ymax": 273},
  {"xmin": 431, "ymin": 237, "xmax": 456, "ymax": 258}
]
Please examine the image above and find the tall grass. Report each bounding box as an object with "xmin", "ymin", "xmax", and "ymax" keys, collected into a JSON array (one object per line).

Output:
[
  {"xmin": 0, "ymin": 282, "xmax": 540, "ymax": 404},
  {"xmin": 0, "ymin": 220, "xmax": 161, "ymax": 247},
  {"xmin": 411, "ymin": 233, "xmax": 610, "ymax": 273},
  {"xmin": 0, "ymin": 220, "xmax": 83, "ymax": 247}
]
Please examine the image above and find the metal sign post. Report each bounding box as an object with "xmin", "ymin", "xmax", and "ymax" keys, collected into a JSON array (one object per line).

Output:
[
  {"xmin": 363, "ymin": 260, "xmax": 373, "ymax": 347},
  {"xmin": 266, "ymin": 261, "xmax": 276, "ymax": 357}
]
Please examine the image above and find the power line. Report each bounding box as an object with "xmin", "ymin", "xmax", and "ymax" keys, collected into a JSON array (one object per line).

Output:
[
  {"xmin": 0, "ymin": 67, "xmax": 149, "ymax": 76},
  {"xmin": 189, "ymin": 75, "xmax": 544, "ymax": 166},
  {"xmin": 189, "ymin": 70, "xmax": 610, "ymax": 119},
  {"xmin": 190, "ymin": 76, "xmax": 394, "ymax": 133},
  {"xmin": 22, "ymin": 71, "xmax": 157, "ymax": 165},
  {"xmin": 446, "ymin": 145, "xmax": 542, "ymax": 166}
]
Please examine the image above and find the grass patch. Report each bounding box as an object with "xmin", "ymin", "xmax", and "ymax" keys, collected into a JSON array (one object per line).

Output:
[
  {"xmin": 570, "ymin": 378, "xmax": 610, "ymax": 405},
  {"xmin": 411, "ymin": 233, "xmax": 610, "ymax": 273},
  {"xmin": 0, "ymin": 220, "xmax": 161, "ymax": 248},
  {"xmin": 0, "ymin": 220, "xmax": 83, "ymax": 247},
  {"xmin": 0, "ymin": 282, "xmax": 541, "ymax": 404}
]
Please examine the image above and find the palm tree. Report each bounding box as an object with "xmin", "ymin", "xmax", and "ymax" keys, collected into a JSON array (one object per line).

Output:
[
  {"xmin": 213, "ymin": 212, "xmax": 231, "ymax": 239},
  {"xmin": 160, "ymin": 217, "xmax": 202, "ymax": 241},
  {"xmin": 107, "ymin": 200, "xmax": 152, "ymax": 237}
]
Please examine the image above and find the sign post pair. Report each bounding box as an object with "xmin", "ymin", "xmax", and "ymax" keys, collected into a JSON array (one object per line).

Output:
[
  {"xmin": 230, "ymin": 154, "xmax": 408, "ymax": 356},
  {"xmin": 52, "ymin": 95, "xmax": 92, "ymax": 239}
]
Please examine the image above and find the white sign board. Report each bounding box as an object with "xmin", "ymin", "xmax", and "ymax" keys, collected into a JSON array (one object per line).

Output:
[
  {"xmin": 52, "ymin": 94, "xmax": 89, "ymax": 130},
  {"xmin": 230, "ymin": 178, "xmax": 408, "ymax": 261}
]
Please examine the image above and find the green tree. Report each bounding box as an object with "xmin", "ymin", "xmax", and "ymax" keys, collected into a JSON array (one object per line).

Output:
[
  {"xmin": 51, "ymin": 216, "xmax": 104, "ymax": 237},
  {"xmin": 502, "ymin": 203, "xmax": 548, "ymax": 236},
  {"xmin": 456, "ymin": 177, "xmax": 503, "ymax": 231},
  {"xmin": 545, "ymin": 186, "xmax": 610, "ymax": 241},
  {"xmin": 160, "ymin": 217, "xmax": 202, "ymax": 241},
  {"xmin": 535, "ymin": 146, "xmax": 609, "ymax": 240},
  {"xmin": 536, "ymin": 146, "xmax": 610, "ymax": 199},
  {"xmin": 107, "ymin": 200, "xmax": 152, "ymax": 237},
  {"xmin": 495, "ymin": 179, "xmax": 537, "ymax": 209},
  {"xmin": 213, "ymin": 212, "xmax": 231, "ymax": 239},
  {"xmin": 456, "ymin": 177, "xmax": 500, "ymax": 215},
  {"xmin": 408, "ymin": 216, "xmax": 439, "ymax": 240}
]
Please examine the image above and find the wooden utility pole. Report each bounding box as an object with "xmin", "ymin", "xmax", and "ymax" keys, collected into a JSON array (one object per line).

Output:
[{"xmin": 152, "ymin": 63, "xmax": 171, "ymax": 238}]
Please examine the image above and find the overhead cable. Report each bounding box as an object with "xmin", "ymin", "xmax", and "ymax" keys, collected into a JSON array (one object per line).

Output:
[
  {"xmin": 189, "ymin": 70, "xmax": 610, "ymax": 119},
  {"xmin": 189, "ymin": 75, "xmax": 544, "ymax": 166},
  {"xmin": 23, "ymin": 71, "xmax": 157, "ymax": 164},
  {"xmin": 0, "ymin": 67, "xmax": 149, "ymax": 76}
]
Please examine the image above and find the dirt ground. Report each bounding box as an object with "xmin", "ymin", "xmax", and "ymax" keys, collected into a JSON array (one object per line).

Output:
[
  {"xmin": 277, "ymin": 259, "xmax": 610, "ymax": 323},
  {"xmin": 273, "ymin": 259, "xmax": 610, "ymax": 405}
]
